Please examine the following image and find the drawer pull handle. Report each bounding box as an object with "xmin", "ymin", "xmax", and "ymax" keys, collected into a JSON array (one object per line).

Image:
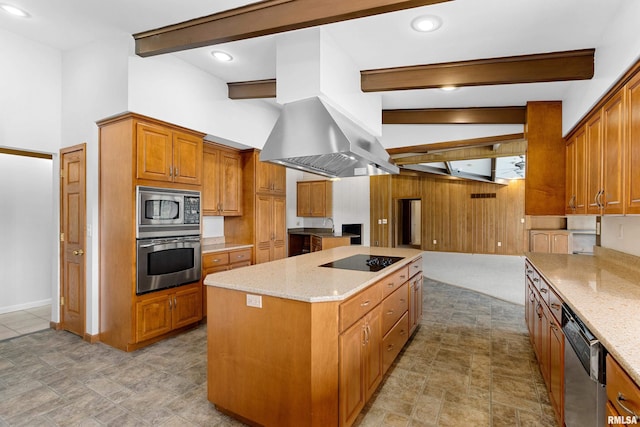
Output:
[
  {"xmin": 533, "ymin": 278, "xmax": 540, "ymax": 283},
  {"xmin": 540, "ymin": 288, "xmax": 548, "ymax": 293},
  {"xmin": 237, "ymin": 255, "xmax": 245, "ymax": 258},
  {"xmin": 387, "ymin": 310, "xmax": 394, "ymax": 315},
  {"xmin": 387, "ymin": 344, "xmax": 394, "ymax": 352},
  {"xmin": 400, "ymin": 275, "xmax": 406, "ymax": 279},
  {"xmin": 388, "ymin": 283, "xmax": 394, "ymax": 288},
  {"xmin": 360, "ymin": 300, "xmax": 370, "ymax": 307},
  {"xmin": 617, "ymin": 393, "xmax": 640, "ymax": 418},
  {"xmin": 400, "ymin": 329, "xmax": 406, "ymax": 336},
  {"xmin": 213, "ymin": 259, "xmax": 220, "ymax": 262},
  {"xmin": 550, "ymin": 322, "xmax": 558, "ymax": 331},
  {"xmin": 551, "ymin": 303, "xmax": 561, "ymax": 309},
  {"xmin": 400, "ymin": 299, "xmax": 406, "ymax": 303}
]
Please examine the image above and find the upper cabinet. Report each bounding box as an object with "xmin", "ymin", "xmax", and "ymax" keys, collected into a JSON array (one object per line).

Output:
[
  {"xmin": 626, "ymin": 72, "xmax": 640, "ymax": 214},
  {"xmin": 256, "ymin": 160, "xmax": 286, "ymax": 195},
  {"xmin": 525, "ymin": 102, "xmax": 566, "ymax": 215},
  {"xmin": 136, "ymin": 120, "xmax": 203, "ymax": 186},
  {"xmin": 565, "ymin": 60, "xmax": 640, "ymax": 216},
  {"xmin": 296, "ymin": 180, "xmax": 332, "ymax": 217},
  {"xmin": 203, "ymin": 143, "xmax": 242, "ymax": 216}
]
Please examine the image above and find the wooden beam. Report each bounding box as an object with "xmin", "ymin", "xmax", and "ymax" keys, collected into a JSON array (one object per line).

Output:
[
  {"xmin": 383, "ymin": 106, "xmax": 526, "ymax": 124},
  {"xmin": 361, "ymin": 49, "xmax": 595, "ymax": 92},
  {"xmin": 387, "ymin": 133, "xmax": 525, "ymax": 156},
  {"xmin": 0, "ymin": 148, "xmax": 53, "ymax": 160},
  {"xmin": 228, "ymin": 79, "xmax": 277, "ymax": 99},
  {"xmin": 134, "ymin": 0, "xmax": 452, "ymax": 57},
  {"xmin": 394, "ymin": 140, "xmax": 527, "ymax": 165}
]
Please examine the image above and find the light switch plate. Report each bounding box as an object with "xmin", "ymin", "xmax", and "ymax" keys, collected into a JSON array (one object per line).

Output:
[{"xmin": 246, "ymin": 294, "xmax": 262, "ymax": 308}]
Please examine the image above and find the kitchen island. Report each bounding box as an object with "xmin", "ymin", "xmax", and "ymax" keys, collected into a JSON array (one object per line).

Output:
[{"xmin": 204, "ymin": 246, "xmax": 423, "ymax": 427}]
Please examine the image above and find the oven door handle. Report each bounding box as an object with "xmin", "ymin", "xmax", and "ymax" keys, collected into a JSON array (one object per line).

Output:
[{"xmin": 139, "ymin": 238, "xmax": 200, "ymax": 248}]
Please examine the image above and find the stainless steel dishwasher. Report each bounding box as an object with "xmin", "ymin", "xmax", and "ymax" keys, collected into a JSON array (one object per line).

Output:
[{"xmin": 562, "ymin": 303, "xmax": 607, "ymax": 427}]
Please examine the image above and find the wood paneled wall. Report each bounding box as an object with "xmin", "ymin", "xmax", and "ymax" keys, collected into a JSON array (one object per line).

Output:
[{"xmin": 372, "ymin": 174, "xmax": 526, "ymax": 255}]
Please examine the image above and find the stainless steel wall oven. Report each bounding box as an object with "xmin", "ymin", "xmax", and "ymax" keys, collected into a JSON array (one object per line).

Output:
[{"xmin": 136, "ymin": 186, "xmax": 201, "ymax": 295}]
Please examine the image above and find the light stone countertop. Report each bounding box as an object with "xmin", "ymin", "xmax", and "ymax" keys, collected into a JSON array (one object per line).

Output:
[
  {"xmin": 526, "ymin": 249, "xmax": 640, "ymax": 385},
  {"xmin": 204, "ymin": 245, "xmax": 423, "ymax": 303},
  {"xmin": 202, "ymin": 243, "xmax": 253, "ymax": 254}
]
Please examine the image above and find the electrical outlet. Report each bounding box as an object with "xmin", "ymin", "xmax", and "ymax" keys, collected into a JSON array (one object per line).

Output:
[
  {"xmin": 382, "ymin": 218, "xmax": 388, "ymax": 224},
  {"xmin": 246, "ymin": 294, "xmax": 262, "ymax": 308},
  {"xmin": 378, "ymin": 219, "xmax": 382, "ymax": 225},
  {"xmin": 433, "ymin": 240, "xmax": 437, "ymax": 245},
  {"xmin": 520, "ymin": 218, "xmax": 525, "ymax": 224},
  {"xmin": 497, "ymin": 241, "xmax": 502, "ymax": 247}
]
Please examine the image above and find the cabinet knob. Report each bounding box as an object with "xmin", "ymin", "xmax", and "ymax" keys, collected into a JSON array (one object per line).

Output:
[{"xmin": 360, "ymin": 300, "xmax": 370, "ymax": 307}]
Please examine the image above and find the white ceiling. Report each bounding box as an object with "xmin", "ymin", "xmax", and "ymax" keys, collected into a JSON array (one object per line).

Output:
[{"xmin": 0, "ymin": 0, "xmax": 627, "ymax": 178}]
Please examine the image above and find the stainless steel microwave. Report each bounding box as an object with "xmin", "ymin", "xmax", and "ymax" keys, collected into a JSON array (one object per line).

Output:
[{"xmin": 136, "ymin": 186, "xmax": 200, "ymax": 238}]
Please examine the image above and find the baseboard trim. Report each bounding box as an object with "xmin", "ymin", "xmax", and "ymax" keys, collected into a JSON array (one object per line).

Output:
[
  {"xmin": 50, "ymin": 321, "xmax": 62, "ymax": 330},
  {"xmin": 83, "ymin": 333, "xmax": 100, "ymax": 344}
]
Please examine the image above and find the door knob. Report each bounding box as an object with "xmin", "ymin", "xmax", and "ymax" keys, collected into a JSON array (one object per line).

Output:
[{"xmin": 73, "ymin": 249, "xmax": 84, "ymax": 256}]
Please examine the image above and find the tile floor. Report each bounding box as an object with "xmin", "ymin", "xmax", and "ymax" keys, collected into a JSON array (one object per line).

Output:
[
  {"xmin": 0, "ymin": 305, "xmax": 50, "ymax": 341},
  {"xmin": 0, "ymin": 280, "xmax": 556, "ymax": 426}
]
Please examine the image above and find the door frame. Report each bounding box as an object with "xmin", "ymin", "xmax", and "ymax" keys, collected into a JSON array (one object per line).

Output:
[{"xmin": 59, "ymin": 143, "xmax": 87, "ymax": 338}]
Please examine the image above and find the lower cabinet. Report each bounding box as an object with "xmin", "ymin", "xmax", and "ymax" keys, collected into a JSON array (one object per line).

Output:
[
  {"xmin": 606, "ymin": 354, "xmax": 640, "ymax": 425},
  {"xmin": 530, "ymin": 230, "xmax": 570, "ymax": 253},
  {"xmin": 135, "ymin": 283, "xmax": 202, "ymax": 343},
  {"xmin": 525, "ymin": 259, "xmax": 564, "ymax": 426},
  {"xmin": 202, "ymin": 248, "xmax": 252, "ymax": 315},
  {"xmin": 339, "ymin": 305, "xmax": 382, "ymax": 427},
  {"xmin": 339, "ymin": 264, "xmax": 422, "ymax": 427}
]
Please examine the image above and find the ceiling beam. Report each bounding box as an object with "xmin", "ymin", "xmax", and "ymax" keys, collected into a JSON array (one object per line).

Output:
[
  {"xmin": 383, "ymin": 106, "xmax": 526, "ymax": 124},
  {"xmin": 394, "ymin": 140, "xmax": 527, "ymax": 165},
  {"xmin": 133, "ymin": 0, "xmax": 452, "ymax": 57},
  {"xmin": 361, "ymin": 49, "xmax": 595, "ymax": 92},
  {"xmin": 228, "ymin": 79, "xmax": 277, "ymax": 99},
  {"xmin": 387, "ymin": 133, "xmax": 525, "ymax": 156}
]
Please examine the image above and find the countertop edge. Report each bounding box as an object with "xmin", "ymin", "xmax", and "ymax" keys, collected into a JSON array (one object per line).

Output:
[{"xmin": 202, "ymin": 243, "xmax": 253, "ymax": 254}]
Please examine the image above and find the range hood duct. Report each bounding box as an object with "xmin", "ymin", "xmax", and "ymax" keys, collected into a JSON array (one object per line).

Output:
[{"xmin": 260, "ymin": 97, "xmax": 399, "ymax": 178}]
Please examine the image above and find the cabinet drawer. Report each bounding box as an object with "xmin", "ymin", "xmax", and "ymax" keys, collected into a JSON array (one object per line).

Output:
[
  {"xmin": 607, "ymin": 355, "xmax": 640, "ymax": 419},
  {"xmin": 381, "ymin": 282, "xmax": 408, "ymax": 335},
  {"xmin": 382, "ymin": 312, "xmax": 409, "ymax": 373},
  {"xmin": 548, "ymin": 287, "xmax": 563, "ymax": 323},
  {"xmin": 203, "ymin": 252, "xmax": 230, "ymax": 269},
  {"xmin": 229, "ymin": 249, "xmax": 251, "ymax": 265},
  {"xmin": 380, "ymin": 266, "xmax": 409, "ymax": 298},
  {"xmin": 409, "ymin": 257, "xmax": 422, "ymax": 278},
  {"xmin": 340, "ymin": 282, "xmax": 382, "ymax": 332}
]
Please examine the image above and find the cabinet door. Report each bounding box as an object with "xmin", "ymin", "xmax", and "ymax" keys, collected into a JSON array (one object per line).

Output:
[
  {"xmin": 539, "ymin": 304, "xmax": 551, "ymax": 386},
  {"xmin": 565, "ymin": 137, "xmax": 576, "ymax": 214},
  {"xmin": 272, "ymin": 196, "xmax": 287, "ymax": 261},
  {"xmin": 297, "ymin": 182, "xmax": 311, "ymax": 216},
  {"xmin": 219, "ymin": 150, "xmax": 242, "ymax": 216},
  {"xmin": 339, "ymin": 319, "xmax": 366, "ymax": 427},
  {"xmin": 526, "ymin": 284, "xmax": 536, "ymax": 344},
  {"xmin": 602, "ymin": 91, "xmax": 625, "ymax": 214},
  {"xmin": 530, "ymin": 232, "xmax": 550, "ymax": 253},
  {"xmin": 626, "ymin": 73, "xmax": 640, "ymax": 213},
  {"xmin": 574, "ymin": 128, "xmax": 588, "ymax": 213},
  {"xmin": 550, "ymin": 233, "xmax": 569, "ymax": 254},
  {"xmin": 172, "ymin": 131, "xmax": 202, "ymax": 185},
  {"xmin": 136, "ymin": 122, "xmax": 173, "ymax": 183},
  {"xmin": 309, "ymin": 181, "xmax": 327, "ymax": 217},
  {"xmin": 549, "ymin": 317, "xmax": 564, "ymax": 426},
  {"xmin": 257, "ymin": 160, "xmax": 285, "ymax": 194},
  {"xmin": 586, "ymin": 114, "xmax": 603, "ymax": 214},
  {"xmin": 172, "ymin": 286, "xmax": 202, "ymax": 329},
  {"xmin": 202, "ymin": 148, "xmax": 220, "ymax": 215},
  {"xmin": 136, "ymin": 293, "xmax": 172, "ymax": 342},
  {"xmin": 255, "ymin": 195, "xmax": 273, "ymax": 264},
  {"xmin": 364, "ymin": 306, "xmax": 383, "ymax": 401},
  {"xmin": 271, "ymin": 163, "xmax": 287, "ymax": 195}
]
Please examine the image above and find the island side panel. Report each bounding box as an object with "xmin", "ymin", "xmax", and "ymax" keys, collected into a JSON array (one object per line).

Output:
[{"xmin": 207, "ymin": 286, "xmax": 339, "ymax": 427}]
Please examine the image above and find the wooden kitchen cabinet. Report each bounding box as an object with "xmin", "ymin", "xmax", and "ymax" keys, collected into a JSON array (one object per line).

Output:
[
  {"xmin": 202, "ymin": 248, "xmax": 252, "ymax": 315},
  {"xmin": 136, "ymin": 120, "xmax": 203, "ymax": 186},
  {"xmin": 135, "ymin": 283, "xmax": 202, "ymax": 343},
  {"xmin": 626, "ymin": 72, "xmax": 640, "ymax": 214},
  {"xmin": 202, "ymin": 143, "xmax": 242, "ymax": 216},
  {"xmin": 224, "ymin": 150, "xmax": 287, "ymax": 265},
  {"xmin": 339, "ymin": 305, "xmax": 383, "ymax": 427},
  {"xmin": 529, "ymin": 230, "xmax": 570, "ymax": 254},
  {"xmin": 566, "ymin": 127, "xmax": 587, "ymax": 214},
  {"xmin": 310, "ymin": 234, "xmax": 351, "ymax": 252},
  {"xmin": 297, "ymin": 180, "xmax": 333, "ymax": 217},
  {"xmin": 409, "ymin": 272, "xmax": 423, "ymax": 335},
  {"xmin": 256, "ymin": 159, "xmax": 286, "ymax": 195},
  {"xmin": 370, "ymin": 175, "xmax": 392, "ymax": 247},
  {"xmin": 525, "ymin": 259, "xmax": 565, "ymax": 426},
  {"xmin": 606, "ymin": 354, "xmax": 640, "ymax": 425},
  {"xmin": 98, "ymin": 112, "xmax": 204, "ymax": 352},
  {"xmin": 601, "ymin": 90, "xmax": 625, "ymax": 214}
]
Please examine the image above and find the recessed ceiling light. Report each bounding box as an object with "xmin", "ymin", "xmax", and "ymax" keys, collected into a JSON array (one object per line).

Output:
[
  {"xmin": 211, "ymin": 51, "xmax": 233, "ymax": 62},
  {"xmin": 440, "ymin": 85, "xmax": 458, "ymax": 91},
  {"xmin": 0, "ymin": 3, "xmax": 30, "ymax": 17},
  {"xmin": 411, "ymin": 15, "xmax": 442, "ymax": 33}
]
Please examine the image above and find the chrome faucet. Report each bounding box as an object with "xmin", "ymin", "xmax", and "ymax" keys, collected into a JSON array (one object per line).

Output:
[{"xmin": 324, "ymin": 217, "xmax": 334, "ymax": 233}]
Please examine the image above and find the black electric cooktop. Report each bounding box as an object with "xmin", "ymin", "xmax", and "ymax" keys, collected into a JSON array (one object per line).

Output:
[{"xmin": 320, "ymin": 254, "xmax": 405, "ymax": 272}]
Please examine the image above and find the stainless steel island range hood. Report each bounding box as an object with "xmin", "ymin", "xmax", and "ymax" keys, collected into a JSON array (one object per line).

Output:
[{"xmin": 260, "ymin": 97, "xmax": 399, "ymax": 178}]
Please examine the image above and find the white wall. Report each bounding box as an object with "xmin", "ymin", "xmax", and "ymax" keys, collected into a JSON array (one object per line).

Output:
[
  {"xmin": 601, "ymin": 216, "xmax": 640, "ymax": 257},
  {"xmin": 562, "ymin": 1, "xmax": 640, "ymax": 135},
  {"xmin": 0, "ymin": 154, "xmax": 54, "ymax": 313}
]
